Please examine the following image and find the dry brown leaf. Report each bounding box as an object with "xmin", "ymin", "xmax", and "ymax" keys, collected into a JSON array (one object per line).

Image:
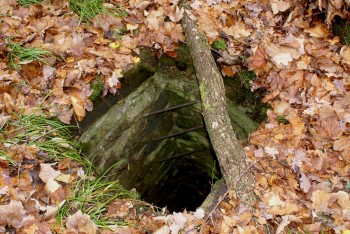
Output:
[
  {"xmin": 270, "ymin": 0, "xmax": 291, "ymax": 14},
  {"xmin": 70, "ymin": 91, "xmax": 86, "ymax": 121},
  {"xmin": 300, "ymin": 173, "xmax": 311, "ymax": 193},
  {"xmin": 265, "ymin": 44, "xmax": 300, "ymax": 67},
  {"xmin": 249, "ymin": 47, "xmax": 267, "ymax": 69},
  {"xmin": 0, "ymin": 200, "xmax": 26, "ymax": 229},
  {"xmin": 66, "ymin": 210, "xmax": 97, "ymax": 234},
  {"xmin": 340, "ymin": 46, "xmax": 350, "ymax": 66},
  {"xmin": 39, "ymin": 163, "xmax": 61, "ymax": 183},
  {"xmin": 304, "ymin": 24, "xmax": 329, "ymax": 38},
  {"xmin": 45, "ymin": 178, "xmax": 61, "ymax": 193},
  {"xmin": 311, "ymin": 190, "xmax": 330, "ymax": 212},
  {"xmin": 330, "ymin": 191, "xmax": 350, "ymax": 210},
  {"xmin": 168, "ymin": 6, "xmax": 184, "ymax": 23},
  {"xmin": 146, "ymin": 9, "xmax": 164, "ymax": 31}
]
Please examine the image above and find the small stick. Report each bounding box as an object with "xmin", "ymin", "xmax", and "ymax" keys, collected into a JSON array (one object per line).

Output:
[
  {"xmin": 204, "ymin": 157, "xmax": 264, "ymax": 221},
  {"xmin": 143, "ymin": 100, "xmax": 201, "ymax": 117},
  {"xmin": 152, "ymin": 124, "xmax": 204, "ymax": 141}
]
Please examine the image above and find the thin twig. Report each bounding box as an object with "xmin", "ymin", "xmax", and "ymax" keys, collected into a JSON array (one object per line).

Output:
[
  {"xmin": 156, "ymin": 148, "xmax": 205, "ymax": 162},
  {"xmin": 152, "ymin": 124, "xmax": 204, "ymax": 141},
  {"xmin": 204, "ymin": 188, "xmax": 229, "ymax": 222},
  {"xmin": 143, "ymin": 100, "xmax": 200, "ymax": 117}
]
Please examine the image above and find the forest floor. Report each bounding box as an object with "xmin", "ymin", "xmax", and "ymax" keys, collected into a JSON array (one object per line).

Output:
[{"xmin": 1, "ymin": 0, "xmax": 350, "ymax": 233}]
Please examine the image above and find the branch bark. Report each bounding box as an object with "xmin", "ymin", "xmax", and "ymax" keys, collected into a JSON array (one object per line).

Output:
[{"xmin": 182, "ymin": 5, "xmax": 257, "ymax": 209}]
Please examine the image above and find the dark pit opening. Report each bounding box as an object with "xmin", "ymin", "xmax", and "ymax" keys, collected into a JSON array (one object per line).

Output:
[
  {"xmin": 137, "ymin": 97, "xmax": 222, "ymax": 211},
  {"xmin": 146, "ymin": 148, "xmax": 220, "ymax": 212},
  {"xmin": 114, "ymin": 87, "xmax": 223, "ymax": 212},
  {"xmin": 79, "ymin": 46, "xmax": 263, "ymax": 213}
]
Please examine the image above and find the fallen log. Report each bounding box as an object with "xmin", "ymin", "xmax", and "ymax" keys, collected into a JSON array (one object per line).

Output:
[{"xmin": 182, "ymin": 4, "xmax": 257, "ymax": 211}]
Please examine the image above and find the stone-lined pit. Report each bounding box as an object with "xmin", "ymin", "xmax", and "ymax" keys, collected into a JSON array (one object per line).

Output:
[{"xmin": 79, "ymin": 48, "xmax": 261, "ymax": 212}]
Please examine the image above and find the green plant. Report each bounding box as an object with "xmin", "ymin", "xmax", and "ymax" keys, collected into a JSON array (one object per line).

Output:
[
  {"xmin": 7, "ymin": 39, "xmax": 52, "ymax": 69},
  {"xmin": 0, "ymin": 113, "xmax": 88, "ymax": 165},
  {"xmin": 68, "ymin": 0, "xmax": 126, "ymax": 24},
  {"xmin": 212, "ymin": 39, "xmax": 227, "ymax": 51},
  {"xmin": 17, "ymin": 0, "xmax": 42, "ymax": 6},
  {"xmin": 69, "ymin": 0, "xmax": 104, "ymax": 24},
  {"xmin": 237, "ymin": 69, "xmax": 256, "ymax": 89},
  {"xmin": 0, "ymin": 111, "xmax": 141, "ymax": 229},
  {"xmin": 57, "ymin": 161, "xmax": 140, "ymax": 228},
  {"xmin": 277, "ymin": 115, "xmax": 289, "ymax": 124}
]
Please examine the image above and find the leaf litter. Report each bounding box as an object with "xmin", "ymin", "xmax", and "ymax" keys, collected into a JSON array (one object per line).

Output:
[{"xmin": 0, "ymin": 0, "xmax": 350, "ymax": 233}]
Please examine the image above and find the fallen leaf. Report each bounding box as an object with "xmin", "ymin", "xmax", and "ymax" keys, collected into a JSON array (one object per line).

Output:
[
  {"xmin": 0, "ymin": 200, "xmax": 25, "ymax": 229},
  {"xmin": 311, "ymin": 190, "xmax": 330, "ymax": 212},
  {"xmin": 330, "ymin": 191, "xmax": 350, "ymax": 210},
  {"xmin": 169, "ymin": 212, "xmax": 187, "ymax": 233},
  {"xmin": 45, "ymin": 177, "xmax": 61, "ymax": 193},
  {"xmin": 304, "ymin": 24, "xmax": 329, "ymax": 38},
  {"xmin": 70, "ymin": 91, "xmax": 86, "ymax": 121},
  {"xmin": 270, "ymin": 1, "xmax": 291, "ymax": 14},
  {"xmin": 66, "ymin": 210, "xmax": 97, "ymax": 234},
  {"xmin": 340, "ymin": 46, "xmax": 350, "ymax": 66},
  {"xmin": 39, "ymin": 163, "xmax": 61, "ymax": 183},
  {"xmin": 168, "ymin": 6, "xmax": 184, "ymax": 23},
  {"xmin": 250, "ymin": 47, "xmax": 267, "ymax": 69},
  {"xmin": 300, "ymin": 173, "xmax": 311, "ymax": 193}
]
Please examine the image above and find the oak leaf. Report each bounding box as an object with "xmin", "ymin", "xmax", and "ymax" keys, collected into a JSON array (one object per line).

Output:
[
  {"xmin": 66, "ymin": 210, "xmax": 97, "ymax": 234},
  {"xmin": 168, "ymin": 6, "xmax": 184, "ymax": 23}
]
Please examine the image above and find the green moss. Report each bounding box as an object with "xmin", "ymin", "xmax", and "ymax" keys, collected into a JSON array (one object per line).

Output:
[
  {"xmin": 333, "ymin": 17, "xmax": 350, "ymax": 45},
  {"xmin": 224, "ymin": 69, "xmax": 268, "ymax": 123},
  {"xmin": 175, "ymin": 44, "xmax": 194, "ymax": 72},
  {"xmin": 212, "ymin": 39, "xmax": 227, "ymax": 51},
  {"xmin": 237, "ymin": 69, "xmax": 256, "ymax": 89},
  {"xmin": 89, "ymin": 76, "xmax": 104, "ymax": 101},
  {"xmin": 199, "ymin": 83, "xmax": 213, "ymax": 110}
]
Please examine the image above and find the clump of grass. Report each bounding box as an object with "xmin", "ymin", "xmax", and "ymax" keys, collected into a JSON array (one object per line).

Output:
[
  {"xmin": 69, "ymin": 0, "xmax": 128, "ymax": 24},
  {"xmin": 57, "ymin": 161, "xmax": 140, "ymax": 228},
  {"xmin": 7, "ymin": 40, "xmax": 52, "ymax": 69},
  {"xmin": 17, "ymin": 0, "xmax": 42, "ymax": 6},
  {"xmin": 1, "ymin": 112, "xmax": 140, "ymax": 228},
  {"xmin": 0, "ymin": 113, "xmax": 88, "ymax": 165},
  {"xmin": 69, "ymin": 0, "xmax": 104, "ymax": 24}
]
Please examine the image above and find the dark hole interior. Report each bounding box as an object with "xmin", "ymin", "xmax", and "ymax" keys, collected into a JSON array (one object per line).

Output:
[
  {"xmin": 128, "ymin": 90, "xmax": 222, "ymax": 212},
  {"xmin": 78, "ymin": 46, "xmax": 264, "ymax": 213}
]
